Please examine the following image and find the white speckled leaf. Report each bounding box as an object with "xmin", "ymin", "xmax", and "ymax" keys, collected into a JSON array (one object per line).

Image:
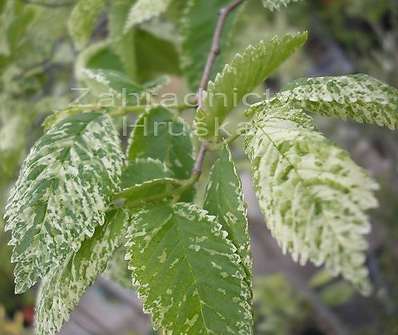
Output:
[
  {"xmin": 79, "ymin": 68, "xmax": 144, "ymax": 98},
  {"xmin": 68, "ymin": 0, "xmax": 106, "ymax": 49},
  {"xmin": 270, "ymin": 74, "xmax": 398, "ymax": 129},
  {"xmin": 244, "ymin": 104, "xmax": 379, "ymax": 294},
  {"xmin": 262, "ymin": 0, "xmax": 302, "ymax": 11},
  {"xmin": 195, "ymin": 32, "xmax": 307, "ymax": 139},
  {"xmin": 5, "ymin": 112, "xmax": 124, "ymax": 293},
  {"xmin": 204, "ymin": 145, "xmax": 252, "ymax": 289},
  {"xmin": 126, "ymin": 202, "xmax": 253, "ymax": 334},
  {"xmin": 125, "ymin": 0, "xmax": 172, "ymax": 32},
  {"xmin": 36, "ymin": 209, "xmax": 129, "ymax": 335}
]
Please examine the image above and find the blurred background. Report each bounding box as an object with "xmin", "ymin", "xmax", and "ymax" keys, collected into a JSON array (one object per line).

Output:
[{"xmin": 0, "ymin": 0, "xmax": 397, "ymax": 334}]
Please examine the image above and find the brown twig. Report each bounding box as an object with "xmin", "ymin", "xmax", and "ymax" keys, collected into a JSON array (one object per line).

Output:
[{"xmin": 192, "ymin": 0, "xmax": 245, "ymax": 179}]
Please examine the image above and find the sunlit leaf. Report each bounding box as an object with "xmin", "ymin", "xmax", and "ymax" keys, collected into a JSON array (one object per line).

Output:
[{"xmin": 244, "ymin": 104, "xmax": 378, "ymax": 294}]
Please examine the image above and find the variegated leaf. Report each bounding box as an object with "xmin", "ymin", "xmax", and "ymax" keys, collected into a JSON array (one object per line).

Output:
[
  {"xmin": 269, "ymin": 74, "xmax": 398, "ymax": 129},
  {"xmin": 195, "ymin": 32, "xmax": 307, "ymax": 139},
  {"xmin": 36, "ymin": 209, "xmax": 129, "ymax": 335},
  {"xmin": 204, "ymin": 144, "xmax": 252, "ymax": 289},
  {"xmin": 262, "ymin": 0, "xmax": 302, "ymax": 11},
  {"xmin": 68, "ymin": 0, "xmax": 106, "ymax": 49},
  {"xmin": 124, "ymin": 0, "xmax": 172, "ymax": 32},
  {"xmin": 126, "ymin": 202, "xmax": 253, "ymax": 334},
  {"xmin": 5, "ymin": 112, "xmax": 123, "ymax": 293},
  {"xmin": 244, "ymin": 104, "xmax": 379, "ymax": 294}
]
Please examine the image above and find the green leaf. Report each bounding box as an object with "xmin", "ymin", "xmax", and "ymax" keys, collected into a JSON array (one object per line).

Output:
[
  {"xmin": 127, "ymin": 106, "xmax": 194, "ymax": 180},
  {"xmin": 79, "ymin": 68, "xmax": 145, "ymax": 102},
  {"xmin": 244, "ymin": 104, "xmax": 379, "ymax": 294},
  {"xmin": 36, "ymin": 209, "xmax": 129, "ymax": 335},
  {"xmin": 110, "ymin": 1, "xmax": 180, "ymax": 82},
  {"xmin": 42, "ymin": 107, "xmax": 90, "ymax": 131},
  {"xmin": 271, "ymin": 74, "xmax": 398, "ymax": 130},
  {"xmin": 109, "ymin": 0, "xmax": 138, "ymax": 79},
  {"xmin": 107, "ymin": 158, "xmax": 174, "ymax": 288},
  {"xmin": 126, "ymin": 202, "xmax": 253, "ymax": 334},
  {"xmin": 68, "ymin": 0, "xmax": 106, "ymax": 49},
  {"xmin": 204, "ymin": 144, "xmax": 252, "ymax": 288},
  {"xmin": 319, "ymin": 282, "xmax": 354, "ymax": 307},
  {"xmin": 125, "ymin": 0, "xmax": 172, "ymax": 32},
  {"xmin": 82, "ymin": 68, "xmax": 143, "ymax": 93},
  {"xmin": 5, "ymin": 112, "xmax": 124, "ymax": 293},
  {"xmin": 195, "ymin": 32, "xmax": 308, "ymax": 139},
  {"xmin": 0, "ymin": 1, "xmax": 36, "ymax": 58},
  {"xmin": 76, "ymin": 45, "xmax": 168, "ymax": 101},
  {"xmin": 134, "ymin": 28, "xmax": 181, "ymax": 82},
  {"xmin": 77, "ymin": 41, "xmax": 126, "ymax": 73},
  {"xmin": 180, "ymin": 0, "xmax": 235, "ymax": 90},
  {"xmin": 121, "ymin": 158, "xmax": 173, "ymax": 189},
  {"xmin": 254, "ymin": 274, "xmax": 306, "ymax": 335},
  {"xmin": 115, "ymin": 178, "xmax": 182, "ymax": 208},
  {"xmin": 262, "ymin": 0, "xmax": 302, "ymax": 11}
]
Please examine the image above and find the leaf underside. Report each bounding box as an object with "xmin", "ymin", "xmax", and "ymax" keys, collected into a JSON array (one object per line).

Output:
[
  {"xmin": 126, "ymin": 202, "xmax": 253, "ymax": 334},
  {"xmin": 5, "ymin": 112, "xmax": 123, "ymax": 293},
  {"xmin": 195, "ymin": 32, "xmax": 308, "ymax": 139},
  {"xmin": 244, "ymin": 104, "xmax": 378, "ymax": 294},
  {"xmin": 271, "ymin": 74, "xmax": 398, "ymax": 129}
]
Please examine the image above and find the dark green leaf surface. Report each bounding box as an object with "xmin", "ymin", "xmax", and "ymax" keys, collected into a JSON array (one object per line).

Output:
[
  {"xmin": 115, "ymin": 178, "xmax": 182, "ymax": 208},
  {"xmin": 121, "ymin": 158, "xmax": 173, "ymax": 189},
  {"xmin": 135, "ymin": 28, "xmax": 181, "ymax": 82},
  {"xmin": 109, "ymin": 0, "xmax": 138, "ymax": 79},
  {"xmin": 204, "ymin": 145, "xmax": 252, "ymax": 288},
  {"xmin": 127, "ymin": 106, "xmax": 194, "ymax": 180}
]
